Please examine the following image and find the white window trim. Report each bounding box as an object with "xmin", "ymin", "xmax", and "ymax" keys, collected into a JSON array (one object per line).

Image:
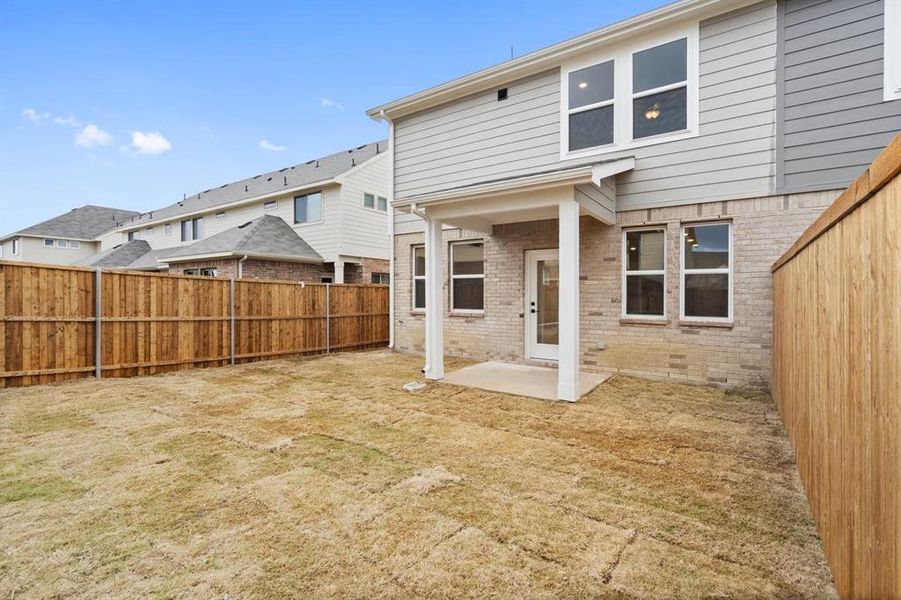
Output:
[
  {"xmin": 622, "ymin": 226, "xmax": 667, "ymax": 320},
  {"xmin": 885, "ymin": 1, "xmax": 901, "ymax": 101},
  {"xmin": 362, "ymin": 192, "xmax": 388, "ymax": 214},
  {"xmin": 263, "ymin": 200, "xmax": 278, "ymax": 211},
  {"xmin": 449, "ymin": 240, "xmax": 485, "ymax": 314},
  {"xmin": 44, "ymin": 239, "xmax": 54, "ymax": 247},
  {"xmin": 560, "ymin": 21, "xmax": 699, "ymax": 160},
  {"xmin": 679, "ymin": 221, "xmax": 733, "ymax": 323},
  {"xmin": 377, "ymin": 196, "xmax": 388, "ymax": 212},
  {"xmin": 69, "ymin": 240, "xmax": 80, "ymax": 249},
  {"xmin": 12, "ymin": 239, "xmax": 20, "ymax": 255},
  {"xmin": 164, "ymin": 223, "xmax": 172, "ymax": 236},
  {"xmin": 215, "ymin": 211, "xmax": 227, "ymax": 220},
  {"xmin": 293, "ymin": 192, "xmax": 323, "ymax": 226},
  {"xmin": 412, "ymin": 244, "xmax": 425, "ymax": 312}
]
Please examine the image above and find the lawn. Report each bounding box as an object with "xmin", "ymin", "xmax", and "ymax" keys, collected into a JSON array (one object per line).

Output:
[{"xmin": 0, "ymin": 351, "xmax": 834, "ymax": 598}]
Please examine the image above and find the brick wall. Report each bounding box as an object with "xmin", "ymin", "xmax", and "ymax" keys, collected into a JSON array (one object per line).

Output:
[
  {"xmin": 393, "ymin": 190, "xmax": 839, "ymax": 389},
  {"xmin": 173, "ymin": 258, "xmax": 332, "ymax": 282},
  {"xmin": 344, "ymin": 258, "xmax": 390, "ymax": 284}
]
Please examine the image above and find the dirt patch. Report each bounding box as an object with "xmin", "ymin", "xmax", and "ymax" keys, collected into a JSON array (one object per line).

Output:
[{"xmin": 0, "ymin": 351, "xmax": 835, "ymax": 598}]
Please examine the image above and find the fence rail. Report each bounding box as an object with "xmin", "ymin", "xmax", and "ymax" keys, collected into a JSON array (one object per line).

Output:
[
  {"xmin": 772, "ymin": 134, "xmax": 900, "ymax": 599},
  {"xmin": 0, "ymin": 262, "xmax": 388, "ymax": 387}
]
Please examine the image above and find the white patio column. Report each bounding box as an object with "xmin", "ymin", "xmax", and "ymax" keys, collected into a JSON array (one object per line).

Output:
[
  {"xmin": 424, "ymin": 215, "xmax": 445, "ymax": 380},
  {"xmin": 334, "ymin": 260, "xmax": 345, "ymax": 284},
  {"xmin": 557, "ymin": 197, "xmax": 580, "ymax": 401}
]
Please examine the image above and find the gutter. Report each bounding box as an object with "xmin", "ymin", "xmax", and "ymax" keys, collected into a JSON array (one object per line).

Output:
[{"xmin": 237, "ymin": 254, "xmax": 248, "ymax": 279}]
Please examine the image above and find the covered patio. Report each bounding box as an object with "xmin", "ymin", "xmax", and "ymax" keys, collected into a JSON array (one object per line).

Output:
[
  {"xmin": 440, "ymin": 361, "xmax": 611, "ymax": 401},
  {"xmin": 395, "ymin": 157, "xmax": 634, "ymax": 401}
]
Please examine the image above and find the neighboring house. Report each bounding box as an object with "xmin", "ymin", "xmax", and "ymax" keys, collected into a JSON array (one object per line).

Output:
[
  {"xmin": 368, "ymin": 0, "xmax": 901, "ymax": 398},
  {"xmin": 99, "ymin": 141, "xmax": 391, "ymax": 283},
  {"xmin": 0, "ymin": 205, "xmax": 140, "ymax": 265}
]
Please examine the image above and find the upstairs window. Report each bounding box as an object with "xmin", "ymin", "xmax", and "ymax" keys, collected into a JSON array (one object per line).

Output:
[
  {"xmin": 632, "ymin": 38, "xmax": 688, "ymax": 139},
  {"xmin": 562, "ymin": 27, "xmax": 697, "ymax": 157},
  {"xmin": 44, "ymin": 239, "xmax": 54, "ymax": 247},
  {"xmin": 294, "ymin": 191, "xmax": 322, "ymax": 224},
  {"xmin": 567, "ymin": 60, "xmax": 615, "ymax": 151},
  {"xmin": 181, "ymin": 217, "xmax": 203, "ymax": 241},
  {"xmin": 128, "ymin": 231, "xmax": 136, "ymax": 242},
  {"xmin": 12, "ymin": 239, "xmax": 20, "ymax": 255},
  {"xmin": 164, "ymin": 223, "xmax": 172, "ymax": 236},
  {"xmin": 377, "ymin": 196, "xmax": 388, "ymax": 211},
  {"xmin": 363, "ymin": 192, "xmax": 375, "ymax": 209}
]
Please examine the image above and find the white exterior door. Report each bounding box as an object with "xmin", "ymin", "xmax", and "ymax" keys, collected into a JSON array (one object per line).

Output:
[{"xmin": 525, "ymin": 249, "xmax": 559, "ymax": 360}]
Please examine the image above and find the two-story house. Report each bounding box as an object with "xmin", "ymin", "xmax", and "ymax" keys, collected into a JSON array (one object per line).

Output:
[
  {"xmin": 32, "ymin": 141, "xmax": 391, "ymax": 283},
  {"xmin": 368, "ymin": 0, "xmax": 901, "ymax": 399},
  {"xmin": 0, "ymin": 205, "xmax": 139, "ymax": 265}
]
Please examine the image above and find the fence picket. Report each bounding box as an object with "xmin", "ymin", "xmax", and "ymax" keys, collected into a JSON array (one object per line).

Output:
[{"xmin": 0, "ymin": 263, "xmax": 388, "ymax": 387}]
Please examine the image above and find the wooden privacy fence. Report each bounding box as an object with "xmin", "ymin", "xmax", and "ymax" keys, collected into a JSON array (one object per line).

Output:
[
  {"xmin": 0, "ymin": 262, "xmax": 389, "ymax": 388},
  {"xmin": 772, "ymin": 134, "xmax": 900, "ymax": 599}
]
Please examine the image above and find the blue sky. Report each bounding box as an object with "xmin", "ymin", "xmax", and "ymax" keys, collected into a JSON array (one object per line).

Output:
[{"xmin": 0, "ymin": 0, "xmax": 667, "ymax": 235}]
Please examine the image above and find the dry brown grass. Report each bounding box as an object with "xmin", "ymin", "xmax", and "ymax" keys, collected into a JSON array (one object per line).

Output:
[{"xmin": 0, "ymin": 351, "xmax": 834, "ymax": 598}]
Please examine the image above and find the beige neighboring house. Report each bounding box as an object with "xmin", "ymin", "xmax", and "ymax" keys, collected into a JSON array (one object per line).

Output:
[
  {"xmin": 0, "ymin": 205, "xmax": 140, "ymax": 265},
  {"xmin": 88, "ymin": 140, "xmax": 391, "ymax": 283}
]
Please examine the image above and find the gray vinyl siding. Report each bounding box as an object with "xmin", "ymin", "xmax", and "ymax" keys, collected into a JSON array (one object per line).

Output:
[
  {"xmin": 777, "ymin": 0, "xmax": 901, "ymax": 192},
  {"xmin": 393, "ymin": 0, "xmax": 778, "ymax": 216}
]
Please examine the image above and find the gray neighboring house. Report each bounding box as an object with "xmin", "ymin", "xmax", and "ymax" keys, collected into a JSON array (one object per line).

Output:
[
  {"xmin": 368, "ymin": 0, "xmax": 901, "ymax": 398},
  {"xmin": 0, "ymin": 205, "xmax": 140, "ymax": 265}
]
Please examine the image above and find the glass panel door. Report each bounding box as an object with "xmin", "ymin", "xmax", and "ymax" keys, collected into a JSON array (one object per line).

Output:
[{"xmin": 526, "ymin": 249, "xmax": 559, "ymax": 360}]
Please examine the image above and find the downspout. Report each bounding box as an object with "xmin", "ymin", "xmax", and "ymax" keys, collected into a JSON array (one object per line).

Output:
[
  {"xmin": 379, "ymin": 109, "xmax": 398, "ymax": 349},
  {"xmin": 237, "ymin": 254, "xmax": 248, "ymax": 278}
]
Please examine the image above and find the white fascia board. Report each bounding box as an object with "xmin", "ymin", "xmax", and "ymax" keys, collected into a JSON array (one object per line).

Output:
[
  {"xmin": 0, "ymin": 233, "xmax": 98, "ymax": 243},
  {"xmin": 592, "ymin": 157, "xmax": 635, "ymax": 186},
  {"xmin": 367, "ymin": 0, "xmax": 754, "ymax": 120}
]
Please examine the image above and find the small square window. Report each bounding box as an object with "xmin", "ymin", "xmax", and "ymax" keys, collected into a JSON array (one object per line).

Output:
[
  {"xmin": 44, "ymin": 239, "xmax": 54, "ymax": 247},
  {"xmin": 69, "ymin": 240, "xmax": 80, "ymax": 249},
  {"xmin": 264, "ymin": 200, "xmax": 278, "ymax": 211},
  {"xmin": 216, "ymin": 211, "xmax": 226, "ymax": 220},
  {"xmin": 56, "ymin": 239, "xmax": 67, "ymax": 248},
  {"xmin": 164, "ymin": 223, "xmax": 172, "ymax": 236},
  {"xmin": 363, "ymin": 192, "xmax": 375, "ymax": 209},
  {"xmin": 377, "ymin": 196, "xmax": 388, "ymax": 211},
  {"xmin": 371, "ymin": 272, "xmax": 389, "ymax": 284},
  {"xmin": 497, "ymin": 88, "xmax": 508, "ymax": 101}
]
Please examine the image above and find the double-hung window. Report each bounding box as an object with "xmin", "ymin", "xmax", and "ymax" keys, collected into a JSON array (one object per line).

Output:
[
  {"xmin": 681, "ymin": 222, "xmax": 732, "ymax": 321},
  {"xmin": 567, "ymin": 60, "xmax": 615, "ymax": 151},
  {"xmin": 623, "ymin": 228, "xmax": 666, "ymax": 318},
  {"xmin": 632, "ymin": 38, "xmax": 688, "ymax": 139},
  {"xmin": 294, "ymin": 191, "xmax": 322, "ymax": 224},
  {"xmin": 412, "ymin": 245, "xmax": 425, "ymax": 310},
  {"xmin": 450, "ymin": 241, "xmax": 484, "ymax": 312},
  {"xmin": 563, "ymin": 27, "xmax": 696, "ymax": 157}
]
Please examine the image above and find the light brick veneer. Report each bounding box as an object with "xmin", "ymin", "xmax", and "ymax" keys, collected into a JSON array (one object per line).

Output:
[{"xmin": 393, "ymin": 190, "xmax": 839, "ymax": 389}]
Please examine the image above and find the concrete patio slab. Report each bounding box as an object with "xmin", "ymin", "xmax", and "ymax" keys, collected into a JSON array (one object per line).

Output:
[{"xmin": 439, "ymin": 361, "xmax": 611, "ymax": 401}]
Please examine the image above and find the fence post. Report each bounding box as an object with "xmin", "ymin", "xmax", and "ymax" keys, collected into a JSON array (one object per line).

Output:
[
  {"xmin": 94, "ymin": 268, "xmax": 102, "ymax": 379},
  {"xmin": 229, "ymin": 278, "xmax": 235, "ymax": 365},
  {"xmin": 325, "ymin": 283, "xmax": 331, "ymax": 354}
]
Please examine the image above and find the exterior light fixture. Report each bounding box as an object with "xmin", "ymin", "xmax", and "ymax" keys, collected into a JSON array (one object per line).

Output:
[
  {"xmin": 629, "ymin": 246, "xmax": 637, "ymax": 251},
  {"xmin": 692, "ymin": 243, "xmax": 699, "ymax": 248},
  {"xmin": 578, "ymin": 81, "xmax": 588, "ymax": 89},
  {"xmin": 645, "ymin": 102, "xmax": 661, "ymax": 120}
]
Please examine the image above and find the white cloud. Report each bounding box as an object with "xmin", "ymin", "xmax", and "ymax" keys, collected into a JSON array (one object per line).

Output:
[
  {"xmin": 259, "ymin": 139, "xmax": 286, "ymax": 152},
  {"xmin": 52, "ymin": 114, "xmax": 80, "ymax": 128},
  {"xmin": 75, "ymin": 124, "xmax": 113, "ymax": 148},
  {"xmin": 320, "ymin": 98, "xmax": 344, "ymax": 112},
  {"xmin": 21, "ymin": 107, "xmax": 49, "ymax": 124},
  {"xmin": 130, "ymin": 131, "xmax": 172, "ymax": 155}
]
